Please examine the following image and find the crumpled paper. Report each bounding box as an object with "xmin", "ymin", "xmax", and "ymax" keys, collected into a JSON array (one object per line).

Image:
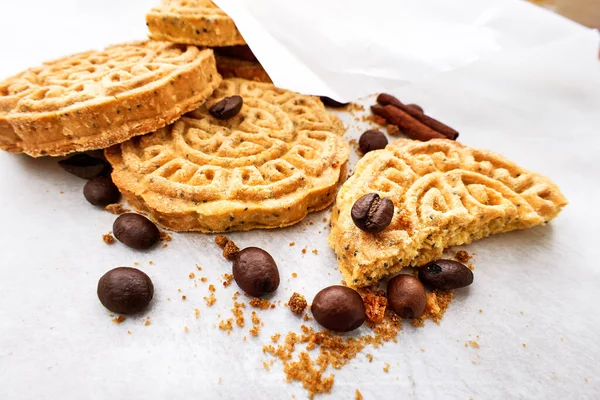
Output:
[{"xmin": 213, "ymin": 0, "xmax": 593, "ymax": 101}]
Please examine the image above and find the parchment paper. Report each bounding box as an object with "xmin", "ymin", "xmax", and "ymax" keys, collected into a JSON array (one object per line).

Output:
[{"xmin": 1, "ymin": 1, "xmax": 599, "ymax": 399}]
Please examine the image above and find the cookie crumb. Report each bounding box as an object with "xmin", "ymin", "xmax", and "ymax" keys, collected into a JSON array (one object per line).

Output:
[
  {"xmin": 366, "ymin": 354, "xmax": 373, "ymax": 363},
  {"xmin": 204, "ymin": 293, "xmax": 216, "ymax": 306},
  {"xmin": 386, "ymin": 124, "xmax": 400, "ymax": 136},
  {"xmin": 184, "ymin": 326, "xmax": 189, "ymax": 333},
  {"xmin": 411, "ymin": 290, "xmax": 453, "ymax": 327},
  {"xmin": 219, "ymin": 319, "xmax": 233, "ymax": 334},
  {"xmin": 291, "ymin": 272, "xmax": 298, "ymax": 278},
  {"xmin": 467, "ymin": 340, "xmax": 480, "ymax": 349},
  {"xmin": 209, "ymin": 284, "xmax": 216, "ymax": 292},
  {"xmin": 312, "ymin": 249, "xmax": 318, "ymax": 255},
  {"xmin": 522, "ymin": 343, "xmax": 527, "ymax": 348},
  {"xmin": 271, "ymin": 333, "xmax": 281, "ymax": 343},
  {"xmin": 383, "ymin": 362, "xmax": 390, "ymax": 373},
  {"xmin": 127, "ymin": 330, "xmax": 132, "ymax": 335},
  {"xmin": 355, "ymin": 389, "xmax": 364, "ymax": 400},
  {"xmin": 233, "ymin": 302, "xmax": 246, "ymax": 328},
  {"xmin": 159, "ymin": 231, "xmax": 172, "ymax": 242},
  {"xmin": 222, "ymin": 273, "xmax": 234, "ymax": 287},
  {"xmin": 215, "ymin": 234, "xmax": 229, "ymax": 248},
  {"xmin": 196, "ymin": 265, "xmax": 202, "ymax": 271},
  {"xmin": 102, "ymin": 232, "xmax": 115, "ymax": 244},
  {"xmin": 363, "ymin": 293, "xmax": 387, "ymax": 323},
  {"xmin": 250, "ymin": 297, "xmax": 271, "ymax": 310},
  {"xmin": 144, "ymin": 317, "xmax": 151, "ymax": 326},
  {"xmin": 223, "ymin": 241, "xmax": 240, "ymax": 260},
  {"xmin": 112, "ymin": 315, "xmax": 125, "ymax": 324},
  {"xmin": 189, "ymin": 273, "xmax": 195, "ymax": 279},
  {"xmin": 201, "ymin": 277, "xmax": 208, "ymax": 282},
  {"xmin": 289, "ymin": 242, "xmax": 295, "ymax": 247},
  {"xmin": 182, "ymin": 295, "xmax": 187, "ymax": 300},
  {"xmin": 455, "ymin": 250, "xmax": 471, "ymax": 263},
  {"xmin": 288, "ymin": 292, "xmax": 307, "ymax": 315},
  {"xmin": 194, "ymin": 308, "xmax": 200, "ymax": 319},
  {"xmin": 301, "ymin": 246, "xmax": 307, "ymax": 254},
  {"xmin": 104, "ymin": 203, "xmax": 130, "ymax": 215}
]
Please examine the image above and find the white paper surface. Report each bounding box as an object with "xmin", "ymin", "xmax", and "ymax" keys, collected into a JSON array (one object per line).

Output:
[
  {"xmin": 1, "ymin": 1, "xmax": 600, "ymax": 400},
  {"xmin": 213, "ymin": 0, "xmax": 595, "ymax": 101}
]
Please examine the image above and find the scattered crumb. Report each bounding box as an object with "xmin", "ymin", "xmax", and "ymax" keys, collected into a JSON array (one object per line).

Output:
[
  {"xmin": 420, "ymin": 348, "xmax": 425, "ymax": 352},
  {"xmin": 479, "ymin": 309, "xmax": 483, "ymax": 313},
  {"xmin": 522, "ymin": 343, "xmax": 527, "ymax": 348},
  {"xmin": 271, "ymin": 333, "xmax": 281, "ymax": 343},
  {"xmin": 189, "ymin": 273, "xmax": 195, "ymax": 279},
  {"xmin": 467, "ymin": 341, "xmax": 480, "ymax": 349},
  {"xmin": 233, "ymin": 302, "xmax": 246, "ymax": 328},
  {"xmin": 204, "ymin": 293, "xmax": 216, "ymax": 306},
  {"xmin": 363, "ymin": 293, "xmax": 387, "ymax": 323},
  {"xmin": 249, "ymin": 325, "xmax": 260, "ymax": 336},
  {"xmin": 223, "ymin": 241, "xmax": 240, "ymax": 260},
  {"xmin": 292, "ymin": 272, "xmax": 298, "ymax": 278},
  {"xmin": 383, "ymin": 363, "xmax": 390, "ymax": 373},
  {"xmin": 289, "ymin": 242, "xmax": 296, "ymax": 247},
  {"xmin": 366, "ymin": 354, "xmax": 373, "ymax": 363},
  {"xmin": 585, "ymin": 378, "xmax": 589, "ymax": 382},
  {"xmin": 232, "ymin": 291, "xmax": 240, "ymax": 301},
  {"xmin": 250, "ymin": 297, "xmax": 272, "ymax": 310},
  {"xmin": 195, "ymin": 308, "xmax": 200, "ymax": 319},
  {"xmin": 386, "ymin": 124, "xmax": 400, "ymax": 136},
  {"xmin": 102, "ymin": 232, "xmax": 115, "ymax": 245},
  {"xmin": 209, "ymin": 284, "xmax": 216, "ymax": 292},
  {"xmin": 219, "ymin": 319, "xmax": 233, "ymax": 334},
  {"xmin": 520, "ymin": 311, "xmax": 524, "ymax": 315},
  {"xmin": 196, "ymin": 265, "xmax": 202, "ymax": 271},
  {"xmin": 104, "ymin": 203, "xmax": 130, "ymax": 215},
  {"xmin": 301, "ymin": 246, "xmax": 307, "ymax": 254},
  {"xmin": 322, "ymin": 217, "xmax": 327, "ymax": 222},
  {"xmin": 112, "ymin": 315, "xmax": 126, "ymax": 324},
  {"xmin": 159, "ymin": 231, "xmax": 172, "ymax": 242},
  {"xmin": 288, "ymin": 292, "xmax": 308, "ymax": 315},
  {"xmin": 182, "ymin": 295, "xmax": 187, "ymax": 300},
  {"xmin": 145, "ymin": 317, "xmax": 151, "ymax": 326},
  {"xmin": 312, "ymin": 249, "xmax": 318, "ymax": 255},
  {"xmin": 149, "ymin": 261, "xmax": 154, "ymax": 265},
  {"xmin": 201, "ymin": 277, "xmax": 208, "ymax": 282},
  {"xmin": 215, "ymin": 234, "xmax": 228, "ymax": 248},
  {"xmin": 222, "ymin": 273, "xmax": 235, "ymax": 287},
  {"xmin": 251, "ymin": 312, "xmax": 260, "ymax": 325},
  {"xmin": 127, "ymin": 330, "xmax": 132, "ymax": 335},
  {"xmin": 411, "ymin": 290, "xmax": 454, "ymax": 327},
  {"xmin": 303, "ymin": 314, "xmax": 312, "ymax": 321},
  {"xmin": 184, "ymin": 326, "xmax": 189, "ymax": 333},
  {"xmin": 133, "ymin": 262, "xmax": 139, "ymax": 266},
  {"xmin": 455, "ymin": 250, "xmax": 471, "ymax": 263},
  {"xmin": 355, "ymin": 389, "xmax": 364, "ymax": 400}
]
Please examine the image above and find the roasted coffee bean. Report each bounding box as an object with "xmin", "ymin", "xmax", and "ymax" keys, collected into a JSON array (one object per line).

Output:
[
  {"xmin": 97, "ymin": 267, "xmax": 154, "ymax": 314},
  {"xmin": 232, "ymin": 247, "xmax": 280, "ymax": 297},
  {"xmin": 113, "ymin": 213, "xmax": 160, "ymax": 250},
  {"xmin": 351, "ymin": 193, "xmax": 394, "ymax": 233},
  {"xmin": 311, "ymin": 286, "xmax": 365, "ymax": 332},
  {"xmin": 406, "ymin": 104, "xmax": 424, "ymax": 113},
  {"xmin": 58, "ymin": 154, "xmax": 110, "ymax": 179},
  {"xmin": 319, "ymin": 96, "xmax": 349, "ymax": 108},
  {"xmin": 359, "ymin": 130, "xmax": 388, "ymax": 154},
  {"xmin": 418, "ymin": 259, "xmax": 473, "ymax": 290},
  {"xmin": 83, "ymin": 177, "xmax": 121, "ymax": 206},
  {"xmin": 209, "ymin": 95, "xmax": 243, "ymax": 120},
  {"xmin": 387, "ymin": 275, "xmax": 426, "ymax": 319}
]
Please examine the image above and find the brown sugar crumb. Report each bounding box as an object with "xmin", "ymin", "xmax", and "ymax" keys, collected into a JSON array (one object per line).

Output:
[
  {"xmin": 271, "ymin": 333, "xmax": 281, "ymax": 343},
  {"xmin": 144, "ymin": 317, "xmax": 151, "ymax": 326},
  {"xmin": 194, "ymin": 308, "xmax": 200, "ymax": 319},
  {"xmin": 196, "ymin": 265, "xmax": 202, "ymax": 271},
  {"xmin": 411, "ymin": 290, "xmax": 454, "ymax": 327},
  {"xmin": 102, "ymin": 232, "xmax": 115, "ymax": 244},
  {"xmin": 104, "ymin": 203, "xmax": 130, "ymax": 215},
  {"xmin": 223, "ymin": 241, "xmax": 240, "ymax": 260},
  {"xmin": 133, "ymin": 262, "xmax": 139, "ymax": 266},
  {"xmin": 182, "ymin": 295, "xmax": 187, "ymax": 300},
  {"xmin": 355, "ymin": 389, "xmax": 364, "ymax": 400},
  {"xmin": 292, "ymin": 272, "xmax": 298, "ymax": 278},
  {"xmin": 184, "ymin": 326, "xmax": 189, "ymax": 333},
  {"xmin": 201, "ymin": 277, "xmax": 208, "ymax": 283},
  {"xmin": 127, "ymin": 330, "xmax": 132, "ymax": 335},
  {"xmin": 233, "ymin": 302, "xmax": 246, "ymax": 328},
  {"xmin": 312, "ymin": 249, "xmax": 318, "ymax": 255},
  {"xmin": 301, "ymin": 246, "xmax": 307, "ymax": 254},
  {"xmin": 215, "ymin": 234, "xmax": 229, "ymax": 249},
  {"xmin": 149, "ymin": 261, "xmax": 154, "ymax": 265},
  {"xmin": 303, "ymin": 314, "xmax": 312, "ymax": 321},
  {"xmin": 204, "ymin": 293, "xmax": 216, "ymax": 306},
  {"xmin": 112, "ymin": 315, "xmax": 126, "ymax": 324},
  {"xmin": 386, "ymin": 124, "xmax": 401, "ymax": 136},
  {"xmin": 159, "ymin": 231, "xmax": 172, "ymax": 242},
  {"xmin": 383, "ymin": 362, "xmax": 390, "ymax": 373},
  {"xmin": 522, "ymin": 343, "xmax": 527, "ymax": 348},
  {"xmin": 250, "ymin": 297, "xmax": 272, "ymax": 310},
  {"xmin": 365, "ymin": 354, "xmax": 373, "ymax": 363},
  {"xmin": 289, "ymin": 242, "xmax": 296, "ymax": 247},
  {"xmin": 219, "ymin": 319, "xmax": 233, "ymax": 334},
  {"xmin": 288, "ymin": 292, "xmax": 308, "ymax": 315},
  {"xmin": 363, "ymin": 293, "xmax": 387, "ymax": 323},
  {"xmin": 251, "ymin": 311, "xmax": 260, "ymax": 325},
  {"xmin": 189, "ymin": 273, "xmax": 196, "ymax": 279},
  {"xmin": 232, "ymin": 291, "xmax": 240, "ymax": 301},
  {"xmin": 455, "ymin": 250, "xmax": 471, "ymax": 263},
  {"xmin": 363, "ymin": 114, "xmax": 387, "ymax": 127},
  {"xmin": 222, "ymin": 273, "xmax": 234, "ymax": 287},
  {"xmin": 209, "ymin": 284, "xmax": 216, "ymax": 292},
  {"xmin": 249, "ymin": 325, "xmax": 260, "ymax": 336},
  {"xmin": 467, "ymin": 340, "xmax": 480, "ymax": 349}
]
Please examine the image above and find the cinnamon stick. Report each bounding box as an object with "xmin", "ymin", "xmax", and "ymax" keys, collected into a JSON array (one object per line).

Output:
[
  {"xmin": 377, "ymin": 93, "xmax": 458, "ymax": 140},
  {"xmin": 371, "ymin": 105, "xmax": 446, "ymax": 141}
]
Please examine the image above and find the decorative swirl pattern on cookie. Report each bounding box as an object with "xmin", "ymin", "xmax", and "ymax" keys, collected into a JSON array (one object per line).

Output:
[
  {"xmin": 0, "ymin": 41, "xmax": 221, "ymax": 156},
  {"xmin": 329, "ymin": 139, "xmax": 567, "ymax": 287},
  {"xmin": 106, "ymin": 78, "xmax": 349, "ymax": 232},
  {"xmin": 146, "ymin": 0, "xmax": 246, "ymax": 47}
]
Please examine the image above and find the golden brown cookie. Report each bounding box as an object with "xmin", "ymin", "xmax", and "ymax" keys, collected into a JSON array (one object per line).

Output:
[
  {"xmin": 329, "ymin": 139, "xmax": 567, "ymax": 287},
  {"xmin": 216, "ymin": 55, "xmax": 272, "ymax": 83},
  {"xmin": 105, "ymin": 78, "xmax": 349, "ymax": 232},
  {"xmin": 0, "ymin": 41, "xmax": 221, "ymax": 157},
  {"xmin": 146, "ymin": 0, "xmax": 245, "ymax": 47}
]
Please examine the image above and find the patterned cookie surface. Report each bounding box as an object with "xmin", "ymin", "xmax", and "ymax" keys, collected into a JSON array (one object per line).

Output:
[
  {"xmin": 329, "ymin": 139, "xmax": 567, "ymax": 287},
  {"xmin": 147, "ymin": 0, "xmax": 245, "ymax": 47},
  {"xmin": 0, "ymin": 41, "xmax": 221, "ymax": 157},
  {"xmin": 106, "ymin": 78, "xmax": 349, "ymax": 232}
]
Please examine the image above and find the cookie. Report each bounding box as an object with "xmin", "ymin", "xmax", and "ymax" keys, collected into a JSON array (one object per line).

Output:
[
  {"xmin": 146, "ymin": 0, "xmax": 245, "ymax": 47},
  {"xmin": 216, "ymin": 55, "xmax": 272, "ymax": 83},
  {"xmin": 329, "ymin": 139, "xmax": 567, "ymax": 287},
  {"xmin": 105, "ymin": 78, "xmax": 349, "ymax": 232},
  {"xmin": 0, "ymin": 41, "xmax": 221, "ymax": 157}
]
